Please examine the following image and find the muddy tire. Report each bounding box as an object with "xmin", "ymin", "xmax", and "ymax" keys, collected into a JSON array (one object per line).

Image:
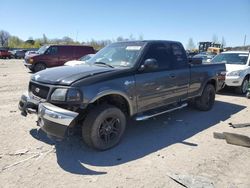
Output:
[
  {"xmin": 82, "ymin": 104, "xmax": 126, "ymax": 150},
  {"xmin": 194, "ymin": 84, "xmax": 215, "ymax": 111},
  {"xmin": 34, "ymin": 63, "xmax": 46, "ymax": 72}
]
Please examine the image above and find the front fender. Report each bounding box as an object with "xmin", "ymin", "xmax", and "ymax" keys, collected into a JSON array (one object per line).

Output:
[{"xmin": 89, "ymin": 90, "xmax": 135, "ymax": 116}]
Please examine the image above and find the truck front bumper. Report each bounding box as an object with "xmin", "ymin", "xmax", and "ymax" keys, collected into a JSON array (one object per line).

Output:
[
  {"xmin": 19, "ymin": 93, "xmax": 79, "ymax": 139},
  {"xmin": 23, "ymin": 61, "xmax": 34, "ymax": 69}
]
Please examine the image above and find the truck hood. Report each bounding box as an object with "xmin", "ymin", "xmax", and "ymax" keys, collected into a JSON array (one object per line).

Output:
[
  {"xmin": 225, "ymin": 64, "xmax": 247, "ymax": 72},
  {"xmin": 31, "ymin": 65, "xmax": 114, "ymax": 85}
]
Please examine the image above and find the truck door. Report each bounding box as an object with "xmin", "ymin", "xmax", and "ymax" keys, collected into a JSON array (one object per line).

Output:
[
  {"xmin": 135, "ymin": 42, "xmax": 189, "ymax": 113},
  {"xmin": 44, "ymin": 46, "xmax": 59, "ymax": 67}
]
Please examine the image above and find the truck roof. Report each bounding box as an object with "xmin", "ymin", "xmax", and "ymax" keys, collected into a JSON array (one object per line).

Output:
[
  {"xmin": 117, "ymin": 40, "xmax": 182, "ymax": 44},
  {"xmin": 46, "ymin": 44, "xmax": 93, "ymax": 48},
  {"xmin": 222, "ymin": 51, "xmax": 249, "ymax": 54}
]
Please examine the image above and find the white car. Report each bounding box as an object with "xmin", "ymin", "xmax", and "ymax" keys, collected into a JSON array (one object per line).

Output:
[
  {"xmin": 211, "ymin": 51, "xmax": 250, "ymax": 94},
  {"xmin": 64, "ymin": 54, "xmax": 94, "ymax": 66}
]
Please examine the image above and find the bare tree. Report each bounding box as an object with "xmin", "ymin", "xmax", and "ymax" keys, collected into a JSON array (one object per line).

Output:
[
  {"xmin": 138, "ymin": 34, "xmax": 144, "ymax": 40},
  {"xmin": 0, "ymin": 30, "xmax": 10, "ymax": 47},
  {"xmin": 42, "ymin": 34, "xmax": 48, "ymax": 44},
  {"xmin": 186, "ymin": 38, "xmax": 196, "ymax": 50},
  {"xmin": 221, "ymin": 37, "xmax": 226, "ymax": 47},
  {"xmin": 212, "ymin": 34, "xmax": 219, "ymax": 43}
]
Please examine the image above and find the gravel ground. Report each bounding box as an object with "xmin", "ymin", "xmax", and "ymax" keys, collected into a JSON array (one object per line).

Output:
[{"xmin": 0, "ymin": 59, "xmax": 250, "ymax": 188}]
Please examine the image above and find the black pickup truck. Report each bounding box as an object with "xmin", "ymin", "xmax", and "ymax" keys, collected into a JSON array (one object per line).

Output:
[{"xmin": 19, "ymin": 40, "xmax": 226, "ymax": 150}]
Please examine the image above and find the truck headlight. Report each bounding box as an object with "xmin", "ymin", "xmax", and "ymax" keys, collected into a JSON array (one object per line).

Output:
[
  {"xmin": 51, "ymin": 88, "xmax": 67, "ymax": 101},
  {"xmin": 29, "ymin": 58, "xmax": 34, "ymax": 63},
  {"xmin": 51, "ymin": 88, "xmax": 82, "ymax": 102},
  {"xmin": 227, "ymin": 70, "xmax": 241, "ymax": 77}
]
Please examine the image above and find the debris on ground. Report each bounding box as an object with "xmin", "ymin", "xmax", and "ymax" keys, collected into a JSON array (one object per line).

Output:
[
  {"xmin": 229, "ymin": 122, "xmax": 250, "ymax": 128},
  {"xmin": 1, "ymin": 153, "xmax": 40, "ymax": 172},
  {"xmin": 1, "ymin": 146, "xmax": 55, "ymax": 172},
  {"xmin": 213, "ymin": 132, "xmax": 250, "ymax": 147},
  {"xmin": 8, "ymin": 149, "xmax": 29, "ymax": 156},
  {"xmin": 168, "ymin": 173, "xmax": 214, "ymax": 188}
]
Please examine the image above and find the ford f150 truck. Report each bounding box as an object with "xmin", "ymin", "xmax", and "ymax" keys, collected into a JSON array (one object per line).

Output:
[{"xmin": 19, "ymin": 40, "xmax": 226, "ymax": 150}]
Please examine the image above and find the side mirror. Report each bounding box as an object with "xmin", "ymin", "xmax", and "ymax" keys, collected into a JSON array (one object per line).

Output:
[
  {"xmin": 190, "ymin": 57, "xmax": 202, "ymax": 65},
  {"xmin": 140, "ymin": 58, "xmax": 158, "ymax": 71}
]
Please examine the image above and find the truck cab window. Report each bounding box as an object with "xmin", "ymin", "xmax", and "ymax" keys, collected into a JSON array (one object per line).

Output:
[
  {"xmin": 143, "ymin": 43, "xmax": 171, "ymax": 70},
  {"xmin": 46, "ymin": 47, "xmax": 58, "ymax": 55}
]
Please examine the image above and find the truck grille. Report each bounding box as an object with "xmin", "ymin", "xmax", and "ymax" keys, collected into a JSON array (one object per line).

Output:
[{"xmin": 29, "ymin": 82, "xmax": 50, "ymax": 99}]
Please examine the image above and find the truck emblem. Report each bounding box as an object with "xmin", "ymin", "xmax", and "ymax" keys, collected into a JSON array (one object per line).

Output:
[{"xmin": 35, "ymin": 88, "xmax": 40, "ymax": 93}]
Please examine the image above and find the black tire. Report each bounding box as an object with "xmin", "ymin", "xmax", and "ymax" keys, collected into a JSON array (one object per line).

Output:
[
  {"xmin": 235, "ymin": 77, "xmax": 249, "ymax": 94},
  {"xmin": 246, "ymin": 92, "xmax": 250, "ymax": 99},
  {"xmin": 82, "ymin": 104, "xmax": 126, "ymax": 150},
  {"xmin": 34, "ymin": 63, "xmax": 46, "ymax": 72},
  {"xmin": 194, "ymin": 84, "xmax": 215, "ymax": 111}
]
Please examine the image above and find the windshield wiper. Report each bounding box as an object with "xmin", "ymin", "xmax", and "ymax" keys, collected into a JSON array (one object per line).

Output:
[{"xmin": 93, "ymin": 62, "xmax": 114, "ymax": 68}]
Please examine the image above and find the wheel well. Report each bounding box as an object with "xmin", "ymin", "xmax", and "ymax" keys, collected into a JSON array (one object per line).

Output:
[
  {"xmin": 90, "ymin": 94, "xmax": 130, "ymax": 116},
  {"xmin": 207, "ymin": 79, "xmax": 216, "ymax": 89},
  {"xmin": 245, "ymin": 74, "xmax": 250, "ymax": 80}
]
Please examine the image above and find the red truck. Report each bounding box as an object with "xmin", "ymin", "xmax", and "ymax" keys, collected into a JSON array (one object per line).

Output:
[
  {"xmin": 0, "ymin": 49, "xmax": 11, "ymax": 59},
  {"xmin": 24, "ymin": 45, "xmax": 95, "ymax": 72}
]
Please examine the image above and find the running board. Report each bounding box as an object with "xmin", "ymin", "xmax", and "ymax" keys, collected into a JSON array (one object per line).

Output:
[{"xmin": 135, "ymin": 103, "xmax": 188, "ymax": 121}]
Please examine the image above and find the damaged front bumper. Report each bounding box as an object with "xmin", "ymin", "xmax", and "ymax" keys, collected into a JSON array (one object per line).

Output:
[{"xmin": 18, "ymin": 93, "xmax": 79, "ymax": 139}]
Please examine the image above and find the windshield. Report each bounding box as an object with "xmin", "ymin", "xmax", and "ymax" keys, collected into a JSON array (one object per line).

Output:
[
  {"xmin": 88, "ymin": 42, "xmax": 145, "ymax": 68},
  {"xmin": 79, "ymin": 54, "xmax": 93, "ymax": 61},
  {"xmin": 211, "ymin": 53, "xmax": 249, "ymax": 65},
  {"xmin": 37, "ymin": 45, "xmax": 49, "ymax": 54}
]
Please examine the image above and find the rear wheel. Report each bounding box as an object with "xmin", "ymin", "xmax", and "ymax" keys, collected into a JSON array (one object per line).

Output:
[
  {"xmin": 236, "ymin": 77, "xmax": 249, "ymax": 94},
  {"xmin": 82, "ymin": 104, "xmax": 126, "ymax": 150},
  {"xmin": 194, "ymin": 84, "xmax": 215, "ymax": 111},
  {"xmin": 34, "ymin": 63, "xmax": 46, "ymax": 72}
]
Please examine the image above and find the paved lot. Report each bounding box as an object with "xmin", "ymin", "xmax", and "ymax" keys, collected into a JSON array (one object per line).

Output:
[{"xmin": 0, "ymin": 59, "xmax": 250, "ymax": 188}]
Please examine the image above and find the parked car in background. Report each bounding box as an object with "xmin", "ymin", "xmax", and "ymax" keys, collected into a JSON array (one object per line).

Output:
[
  {"xmin": 64, "ymin": 54, "xmax": 95, "ymax": 66},
  {"xmin": 186, "ymin": 51, "xmax": 198, "ymax": 58},
  {"xmin": 211, "ymin": 51, "xmax": 250, "ymax": 94},
  {"xmin": 193, "ymin": 52, "xmax": 216, "ymax": 63},
  {"xmin": 13, "ymin": 49, "xmax": 28, "ymax": 59},
  {"xmin": 0, "ymin": 49, "xmax": 12, "ymax": 59},
  {"xmin": 19, "ymin": 40, "xmax": 226, "ymax": 150},
  {"xmin": 24, "ymin": 45, "xmax": 95, "ymax": 72}
]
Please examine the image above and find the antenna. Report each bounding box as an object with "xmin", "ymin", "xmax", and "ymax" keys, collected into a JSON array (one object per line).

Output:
[{"xmin": 243, "ymin": 34, "xmax": 246, "ymax": 46}]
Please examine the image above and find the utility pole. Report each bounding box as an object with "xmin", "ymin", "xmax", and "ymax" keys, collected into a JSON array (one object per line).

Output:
[{"xmin": 243, "ymin": 34, "xmax": 246, "ymax": 46}]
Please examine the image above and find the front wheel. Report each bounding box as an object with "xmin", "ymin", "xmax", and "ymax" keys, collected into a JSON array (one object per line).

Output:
[
  {"xmin": 194, "ymin": 84, "xmax": 215, "ymax": 111},
  {"xmin": 236, "ymin": 77, "xmax": 249, "ymax": 94},
  {"xmin": 246, "ymin": 92, "xmax": 250, "ymax": 99},
  {"xmin": 82, "ymin": 104, "xmax": 126, "ymax": 150},
  {"xmin": 34, "ymin": 63, "xmax": 46, "ymax": 72}
]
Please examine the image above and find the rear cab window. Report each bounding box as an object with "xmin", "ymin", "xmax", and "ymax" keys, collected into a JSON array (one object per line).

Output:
[{"xmin": 170, "ymin": 43, "xmax": 188, "ymax": 69}]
